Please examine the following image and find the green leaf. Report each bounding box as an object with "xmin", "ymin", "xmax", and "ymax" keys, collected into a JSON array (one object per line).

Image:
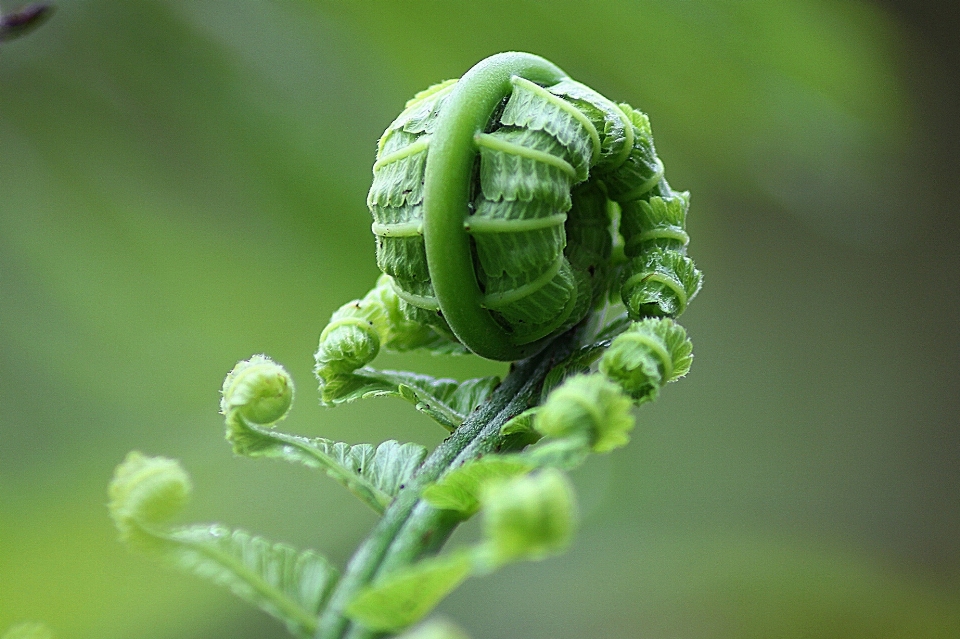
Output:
[
  {"xmin": 501, "ymin": 75, "xmax": 596, "ymax": 180},
  {"xmin": 314, "ymin": 276, "xmax": 465, "ymax": 391},
  {"xmin": 620, "ymin": 192, "xmax": 691, "ymax": 257},
  {"xmin": 548, "ymin": 78, "xmax": 633, "ymax": 173},
  {"xmin": 227, "ymin": 418, "xmax": 426, "ymax": 514},
  {"xmin": 159, "ymin": 526, "xmax": 337, "ymax": 638},
  {"xmin": 108, "ymin": 451, "xmax": 192, "ymax": 549},
  {"xmin": 498, "ymin": 409, "xmax": 542, "ymax": 449},
  {"xmin": 602, "ymin": 104, "xmax": 663, "ymax": 203},
  {"xmin": 221, "ymin": 354, "xmax": 295, "ymax": 426},
  {"xmin": 477, "ymin": 127, "xmax": 574, "ymax": 208},
  {"xmin": 522, "ymin": 434, "xmax": 592, "ymax": 471},
  {"xmin": 599, "ymin": 317, "xmax": 693, "ymax": 404},
  {"xmin": 422, "ymin": 457, "xmax": 533, "ymax": 517},
  {"xmin": 320, "ymin": 368, "xmax": 499, "ymax": 432},
  {"xmin": 109, "ymin": 455, "xmax": 337, "ymax": 636},
  {"xmin": 366, "ymin": 274, "xmax": 466, "ymax": 354},
  {"xmin": 478, "ymin": 469, "xmax": 577, "ymax": 569},
  {"xmin": 621, "ymin": 248, "xmax": 702, "ymax": 318},
  {"xmin": 536, "ymin": 374, "xmax": 636, "ymax": 453},
  {"xmin": 391, "ymin": 78, "xmax": 457, "ymax": 136},
  {"xmin": 346, "ymin": 551, "xmax": 473, "ymax": 632}
]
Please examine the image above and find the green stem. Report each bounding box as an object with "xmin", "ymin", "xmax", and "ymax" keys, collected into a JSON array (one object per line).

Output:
[
  {"xmin": 423, "ymin": 51, "xmax": 568, "ymax": 361},
  {"xmin": 314, "ymin": 327, "xmax": 581, "ymax": 639}
]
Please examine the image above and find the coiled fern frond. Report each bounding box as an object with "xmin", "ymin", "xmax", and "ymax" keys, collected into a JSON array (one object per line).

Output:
[{"xmin": 368, "ymin": 52, "xmax": 701, "ymax": 360}]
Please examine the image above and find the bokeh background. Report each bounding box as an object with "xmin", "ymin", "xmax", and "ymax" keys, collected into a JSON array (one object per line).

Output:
[{"xmin": 2, "ymin": 1, "xmax": 958, "ymax": 637}]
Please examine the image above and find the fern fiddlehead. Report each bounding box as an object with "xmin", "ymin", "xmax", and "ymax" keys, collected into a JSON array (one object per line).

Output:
[
  {"xmin": 367, "ymin": 51, "xmax": 700, "ymax": 361},
  {"xmin": 108, "ymin": 52, "xmax": 703, "ymax": 639}
]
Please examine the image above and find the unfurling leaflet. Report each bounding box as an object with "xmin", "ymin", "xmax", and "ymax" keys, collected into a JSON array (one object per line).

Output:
[
  {"xmin": 599, "ymin": 317, "xmax": 693, "ymax": 404},
  {"xmin": 108, "ymin": 451, "xmax": 192, "ymax": 549},
  {"xmin": 108, "ymin": 452, "xmax": 337, "ymax": 638},
  {"xmin": 221, "ymin": 353, "xmax": 294, "ymax": 426},
  {"xmin": 535, "ymin": 373, "xmax": 636, "ymax": 452},
  {"xmin": 477, "ymin": 469, "xmax": 577, "ymax": 568}
]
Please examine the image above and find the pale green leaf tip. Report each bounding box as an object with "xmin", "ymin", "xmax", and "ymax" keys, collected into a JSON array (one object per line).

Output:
[
  {"xmin": 315, "ymin": 305, "xmax": 381, "ymax": 382},
  {"xmin": 480, "ymin": 468, "xmax": 577, "ymax": 567},
  {"xmin": 404, "ymin": 78, "xmax": 459, "ymax": 110},
  {"xmin": 221, "ymin": 354, "xmax": 294, "ymax": 426},
  {"xmin": 616, "ymin": 102, "xmax": 652, "ymax": 139},
  {"xmin": 108, "ymin": 451, "xmax": 191, "ymax": 546},
  {"xmin": 1, "ymin": 623, "xmax": 53, "ymax": 639},
  {"xmin": 535, "ymin": 373, "xmax": 635, "ymax": 452},
  {"xmin": 314, "ymin": 275, "xmax": 461, "ymax": 389}
]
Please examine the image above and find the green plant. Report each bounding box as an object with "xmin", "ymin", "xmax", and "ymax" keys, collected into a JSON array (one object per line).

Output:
[{"xmin": 106, "ymin": 51, "xmax": 701, "ymax": 639}]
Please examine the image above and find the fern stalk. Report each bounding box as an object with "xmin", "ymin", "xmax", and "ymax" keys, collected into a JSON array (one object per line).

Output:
[{"xmin": 318, "ymin": 327, "xmax": 581, "ymax": 639}]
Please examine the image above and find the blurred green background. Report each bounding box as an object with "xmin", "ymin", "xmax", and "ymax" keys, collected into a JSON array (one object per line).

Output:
[{"xmin": 2, "ymin": 0, "xmax": 958, "ymax": 637}]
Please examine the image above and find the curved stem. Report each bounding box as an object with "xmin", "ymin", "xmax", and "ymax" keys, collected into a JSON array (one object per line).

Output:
[
  {"xmin": 423, "ymin": 52, "xmax": 568, "ymax": 361},
  {"xmin": 314, "ymin": 327, "xmax": 582, "ymax": 639}
]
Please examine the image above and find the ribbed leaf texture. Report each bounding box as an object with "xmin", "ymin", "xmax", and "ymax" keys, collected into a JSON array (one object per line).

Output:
[
  {"xmin": 599, "ymin": 317, "xmax": 694, "ymax": 404},
  {"xmin": 548, "ymin": 79, "xmax": 633, "ymax": 173},
  {"xmin": 477, "ymin": 128, "xmax": 575, "ymax": 206},
  {"xmin": 162, "ymin": 526, "xmax": 337, "ymax": 638},
  {"xmin": 368, "ymin": 80, "xmax": 446, "ymax": 336},
  {"xmin": 319, "ymin": 368, "xmax": 500, "ymax": 432},
  {"xmin": 621, "ymin": 249, "xmax": 703, "ymax": 318},
  {"xmin": 391, "ymin": 79, "xmax": 458, "ymax": 137},
  {"xmin": 227, "ymin": 417, "xmax": 426, "ymax": 513},
  {"xmin": 313, "ymin": 275, "xmax": 466, "ymax": 392},
  {"xmin": 368, "ymin": 72, "xmax": 681, "ymax": 351},
  {"xmin": 601, "ymin": 105, "xmax": 663, "ymax": 202},
  {"xmin": 535, "ymin": 373, "xmax": 636, "ymax": 453},
  {"xmin": 620, "ymin": 192, "xmax": 691, "ymax": 256},
  {"xmin": 469, "ymin": 198, "xmax": 564, "ymax": 282},
  {"xmin": 500, "ymin": 76, "xmax": 595, "ymax": 180}
]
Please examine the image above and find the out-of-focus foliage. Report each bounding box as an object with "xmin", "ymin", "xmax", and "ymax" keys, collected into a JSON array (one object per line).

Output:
[{"xmin": 1, "ymin": 1, "xmax": 958, "ymax": 638}]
